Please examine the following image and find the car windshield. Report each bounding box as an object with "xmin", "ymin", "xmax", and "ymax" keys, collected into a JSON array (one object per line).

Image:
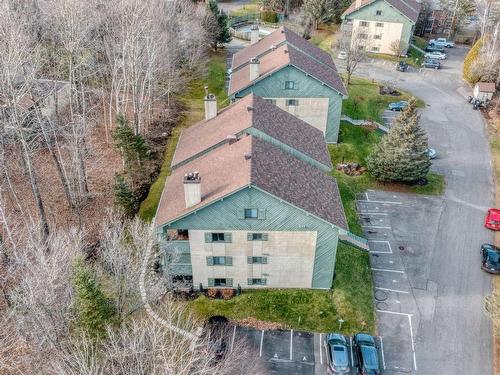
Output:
[
  {"xmin": 487, "ymin": 250, "xmax": 500, "ymax": 266},
  {"xmin": 361, "ymin": 346, "xmax": 379, "ymax": 370}
]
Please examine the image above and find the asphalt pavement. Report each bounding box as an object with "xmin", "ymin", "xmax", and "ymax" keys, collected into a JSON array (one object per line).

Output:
[{"xmin": 350, "ymin": 46, "xmax": 494, "ymax": 375}]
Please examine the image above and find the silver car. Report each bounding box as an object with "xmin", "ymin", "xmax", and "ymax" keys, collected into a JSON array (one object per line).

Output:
[
  {"xmin": 424, "ymin": 51, "xmax": 446, "ymax": 60},
  {"xmin": 325, "ymin": 333, "xmax": 350, "ymax": 374}
]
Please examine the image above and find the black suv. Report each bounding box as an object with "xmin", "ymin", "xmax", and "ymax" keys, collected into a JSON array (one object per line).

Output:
[{"xmin": 353, "ymin": 333, "xmax": 381, "ymax": 375}]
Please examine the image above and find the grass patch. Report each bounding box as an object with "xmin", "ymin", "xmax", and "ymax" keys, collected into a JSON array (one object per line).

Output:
[
  {"xmin": 309, "ymin": 24, "xmax": 339, "ymax": 55},
  {"xmin": 228, "ymin": 0, "xmax": 260, "ymax": 17},
  {"xmin": 330, "ymin": 122, "xmax": 445, "ymax": 235},
  {"xmin": 190, "ymin": 243, "xmax": 375, "ymax": 334},
  {"xmin": 367, "ymin": 44, "xmax": 424, "ymax": 68},
  {"xmin": 342, "ymin": 76, "xmax": 424, "ymax": 124},
  {"xmin": 412, "ymin": 36, "xmax": 428, "ymax": 50},
  {"xmin": 138, "ymin": 52, "xmax": 229, "ymax": 222}
]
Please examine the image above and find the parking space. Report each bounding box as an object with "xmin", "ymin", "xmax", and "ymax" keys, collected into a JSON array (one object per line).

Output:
[{"xmin": 358, "ymin": 190, "xmax": 419, "ymax": 374}]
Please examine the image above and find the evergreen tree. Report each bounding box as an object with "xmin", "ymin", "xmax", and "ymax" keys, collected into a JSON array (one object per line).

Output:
[
  {"xmin": 112, "ymin": 113, "xmax": 150, "ymax": 168},
  {"xmin": 114, "ymin": 174, "xmax": 137, "ymax": 217},
  {"xmin": 207, "ymin": 0, "xmax": 231, "ymax": 50},
  {"xmin": 463, "ymin": 37, "xmax": 483, "ymax": 84},
  {"xmin": 367, "ymin": 100, "xmax": 431, "ymax": 183},
  {"xmin": 72, "ymin": 259, "xmax": 116, "ymax": 338}
]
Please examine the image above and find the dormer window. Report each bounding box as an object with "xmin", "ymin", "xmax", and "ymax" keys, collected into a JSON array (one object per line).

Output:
[{"xmin": 376, "ymin": 10, "xmax": 382, "ymax": 15}]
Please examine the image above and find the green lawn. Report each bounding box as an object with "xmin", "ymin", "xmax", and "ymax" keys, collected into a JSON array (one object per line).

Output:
[
  {"xmin": 413, "ymin": 36, "xmax": 428, "ymax": 50},
  {"xmin": 309, "ymin": 24, "xmax": 339, "ymax": 56},
  {"xmin": 330, "ymin": 123, "xmax": 445, "ymax": 235},
  {"xmin": 228, "ymin": 0, "xmax": 260, "ymax": 17},
  {"xmin": 190, "ymin": 242, "xmax": 375, "ymax": 334},
  {"xmin": 343, "ymin": 76, "xmax": 424, "ymax": 124},
  {"xmin": 138, "ymin": 52, "xmax": 228, "ymax": 222}
]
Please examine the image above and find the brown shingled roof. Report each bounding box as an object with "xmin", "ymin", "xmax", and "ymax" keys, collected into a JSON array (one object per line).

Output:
[
  {"xmin": 232, "ymin": 26, "xmax": 338, "ymax": 72},
  {"xmin": 342, "ymin": 0, "xmax": 420, "ymax": 23},
  {"xmin": 172, "ymin": 94, "xmax": 332, "ymax": 170},
  {"xmin": 477, "ymin": 82, "xmax": 496, "ymax": 93},
  {"xmin": 228, "ymin": 44, "xmax": 347, "ymax": 96},
  {"xmin": 155, "ymin": 136, "xmax": 347, "ymax": 229}
]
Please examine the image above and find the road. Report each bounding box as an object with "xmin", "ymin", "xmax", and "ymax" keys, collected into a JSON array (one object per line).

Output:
[{"xmin": 347, "ymin": 47, "xmax": 494, "ymax": 375}]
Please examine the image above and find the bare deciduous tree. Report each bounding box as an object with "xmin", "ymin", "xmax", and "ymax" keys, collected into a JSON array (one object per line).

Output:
[
  {"xmin": 337, "ymin": 29, "xmax": 371, "ymax": 85},
  {"xmin": 389, "ymin": 39, "xmax": 407, "ymax": 57}
]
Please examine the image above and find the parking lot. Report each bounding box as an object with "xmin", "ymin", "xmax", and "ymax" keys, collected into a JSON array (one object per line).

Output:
[{"xmin": 229, "ymin": 326, "xmax": 387, "ymax": 374}]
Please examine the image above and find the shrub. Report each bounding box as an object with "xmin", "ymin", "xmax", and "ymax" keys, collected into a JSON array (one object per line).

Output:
[
  {"xmin": 260, "ymin": 10, "xmax": 278, "ymax": 23},
  {"xmin": 220, "ymin": 288, "xmax": 235, "ymax": 300},
  {"xmin": 463, "ymin": 38, "xmax": 482, "ymax": 84}
]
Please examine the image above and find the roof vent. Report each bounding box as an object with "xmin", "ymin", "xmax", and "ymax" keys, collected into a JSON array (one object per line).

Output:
[
  {"xmin": 244, "ymin": 152, "xmax": 252, "ymax": 160},
  {"xmin": 284, "ymin": 49, "xmax": 289, "ymax": 54},
  {"xmin": 226, "ymin": 134, "xmax": 238, "ymax": 144},
  {"xmin": 270, "ymin": 45, "xmax": 277, "ymax": 51},
  {"xmin": 246, "ymin": 105, "xmax": 253, "ymax": 111},
  {"xmin": 281, "ymin": 29, "xmax": 285, "ymax": 33}
]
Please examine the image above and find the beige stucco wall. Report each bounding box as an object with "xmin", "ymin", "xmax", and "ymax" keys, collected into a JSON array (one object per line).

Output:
[
  {"xmin": 265, "ymin": 97, "xmax": 329, "ymax": 134},
  {"xmin": 189, "ymin": 230, "xmax": 317, "ymax": 288},
  {"xmin": 353, "ymin": 20, "xmax": 404, "ymax": 55}
]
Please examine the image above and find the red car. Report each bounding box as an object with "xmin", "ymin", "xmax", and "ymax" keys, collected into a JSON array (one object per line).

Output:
[{"xmin": 485, "ymin": 209, "xmax": 500, "ymax": 230}]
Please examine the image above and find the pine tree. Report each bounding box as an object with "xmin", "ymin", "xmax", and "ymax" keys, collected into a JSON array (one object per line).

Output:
[
  {"xmin": 367, "ymin": 100, "xmax": 431, "ymax": 183},
  {"xmin": 207, "ymin": 0, "xmax": 231, "ymax": 50},
  {"xmin": 72, "ymin": 259, "xmax": 116, "ymax": 338},
  {"xmin": 463, "ymin": 37, "xmax": 483, "ymax": 84},
  {"xmin": 114, "ymin": 174, "xmax": 137, "ymax": 217},
  {"xmin": 112, "ymin": 113, "xmax": 150, "ymax": 168}
]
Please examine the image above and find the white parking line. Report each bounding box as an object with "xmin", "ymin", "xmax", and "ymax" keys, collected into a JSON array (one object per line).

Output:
[
  {"xmin": 409, "ymin": 315, "xmax": 417, "ymax": 371},
  {"xmin": 375, "ymin": 286, "xmax": 410, "ymax": 294},
  {"xmin": 360, "ymin": 212, "xmax": 389, "ymax": 215},
  {"xmin": 379, "ymin": 336, "xmax": 386, "ymax": 370},
  {"xmin": 371, "ymin": 268, "xmax": 405, "ymax": 274},
  {"xmin": 290, "ymin": 330, "xmax": 293, "ymax": 361},
  {"xmin": 231, "ymin": 325, "xmax": 236, "ymax": 352},
  {"xmin": 359, "ymin": 200, "xmax": 402, "ymax": 205},
  {"xmin": 259, "ymin": 330, "xmax": 264, "ymax": 357},
  {"xmin": 368, "ymin": 240, "xmax": 393, "ymax": 254},
  {"xmin": 350, "ymin": 336, "xmax": 354, "ymax": 365},
  {"xmin": 319, "ymin": 333, "xmax": 323, "ymax": 364},
  {"xmin": 362, "ymin": 225, "xmax": 391, "ymax": 229},
  {"xmin": 376, "ymin": 310, "xmax": 413, "ymax": 317}
]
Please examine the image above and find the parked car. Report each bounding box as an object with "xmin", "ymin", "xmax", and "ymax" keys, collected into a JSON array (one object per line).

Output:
[
  {"xmin": 424, "ymin": 51, "xmax": 446, "ymax": 60},
  {"xmin": 481, "ymin": 244, "xmax": 500, "ymax": 274},
  {"xmin": 338, "ymin": 51, "xmax": 347, "ymax": 59},
  {"xmin": 353, "ymin": 333, "xmax": 381, "ymax": 375},
  {"xmin": 396, "ymin": 61, "xmax": 409, "ymax": 72},
  {"xmin": 388, "ymin": 101, "xmax": 408, "ymax": 111},
  {"xmin": 426, "ymin": 148, "xmax": 437, "ymax": 159},
  {"xmin": 429, "ymin": 37, "xmax": 455, "ymax": 48},
  {"xmin": 485, "ymin": 208, "xmax": 500, "ymax": 230},
  {"xmin": 325, "ymin": 333, "xmax": 350, "ymax": 374},
  {"xmin": 422, "ymin": 59, "xmax": 441, "ymax": 69},
  {"xmin": 425, "ymin": 43, "xmax": 445, "ymax": 52}
]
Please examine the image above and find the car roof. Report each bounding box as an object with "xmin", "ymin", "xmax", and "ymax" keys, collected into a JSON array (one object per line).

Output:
[{"xmin": 330, "ymin": 344, "xmax": 349, "ymax": 366}]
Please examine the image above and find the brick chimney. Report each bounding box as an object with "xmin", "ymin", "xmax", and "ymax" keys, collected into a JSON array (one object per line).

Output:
[
  {"xmin": 204, "ymin": 86, "xmax": 217, "ymax": 120},
  {"xmin": 249, "ymin": 57, "xmax": 260, "ymax": 81},
  {"xmin": 183, "ymin": 172, "xmax": 201, "ymax": 208},
  {"xmin": 250, "ymin": 24, "xmax": 260, "ymax": 45}
]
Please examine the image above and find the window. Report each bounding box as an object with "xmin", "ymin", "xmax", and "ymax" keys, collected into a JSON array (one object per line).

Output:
[
  {"xmin": 265, "ymin": 98, "xmax": 276, "ymax": 105},
  {"xmin": 284, "ymin": 81, "xmax": 295, "ymax": 89},
  {"xmin": 359, "ymin": 33, "xmax": 368, "ymax": 39},
  {"xmin": 247, "ymin": 256, "xmax": 268, "ymax": 264},
  {"xmin": 371, "ymin": 47, "xmax": 380, "ymax": 52},
  {"xmin": 247, "ymin": 233, "xmax": 269, "ymax": 241},
  {"xmin": 248, "ymin": 278, "xmax": 267, "ymax": 285},
  {"xmin": 376, "ymin": 22, "xmax": 384, "ymax": 27},
  {"xmin": 286, "ymin": 99, "xmax": 298, "ymax": 106},
  {"xmin": 374, "ymin": 35, "xmax": 382, "ymax": 39},
  {"xmin": 212, "ymin": 233, "xmax": 225, "ymax": 242},
  {"xmin": 376, "ymin": 10, "xmax": 382, "ymax": 15},
  {"xmin": 207, "ymin": 256, "xmax": 233, "ymax": 266},
  {"xmin": 244, "ymin": 208, "xmax": 258, "ymax": 219},
  {"xmin": 208, "ymin": 278, "xmax": 233, "ymax": 287},
  {"xmin": 205, "ymin": 232, "xmax": 232, "ymax": 243},
  {"xmin": 360, "ymin": 21, "xmax": 369, "ymax": 27}
]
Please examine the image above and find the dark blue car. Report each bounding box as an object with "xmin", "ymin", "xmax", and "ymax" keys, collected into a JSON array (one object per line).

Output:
[
  {"xmin": 353, "ymin": 333, "xmax": 381, "ymax": 375},
  {"xmin": 481, "ymin": 244, "xmax": 500, "ymax": 274}
]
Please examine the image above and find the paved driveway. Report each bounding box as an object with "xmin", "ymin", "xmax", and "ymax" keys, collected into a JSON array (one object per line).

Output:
[{"xmin": 353, "ymin": 46, "xmax": 494, "ymax": 375}]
